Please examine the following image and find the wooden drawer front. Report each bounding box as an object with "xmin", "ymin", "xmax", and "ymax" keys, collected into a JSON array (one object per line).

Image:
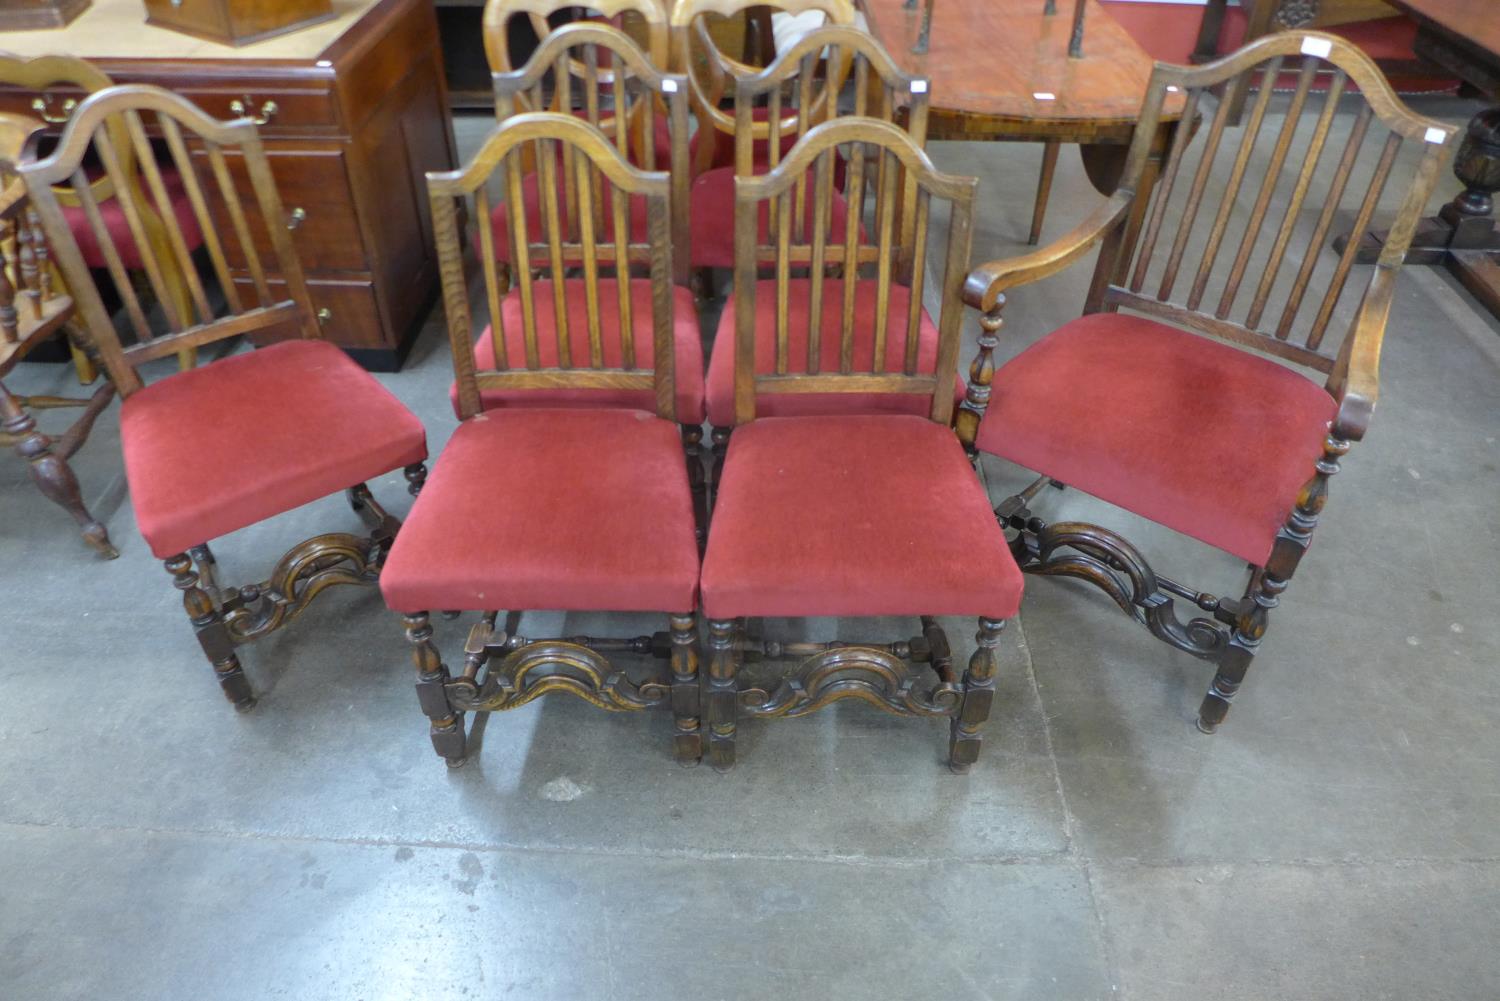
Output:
[
  {"xmin": 0, "ymin": 83, "xmax": 338, "ymax": 136},
  {"xmin": 192, "ymin": 145, "xmax": 367, "ymax": 273},
  {"xmin": 174, "ymin": 86, "xmax": 340, "ymax": 134},
  {"xmin": 238, "ymin": 277, "xmax": 388, "ymax": 351}
]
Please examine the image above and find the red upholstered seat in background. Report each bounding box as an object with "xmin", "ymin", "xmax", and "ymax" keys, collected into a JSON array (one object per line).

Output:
[
  {"xmin": 121, "ymin": 340, "xmax": 428, "ymax": 559},
  {"xmin": 688, "ymin": 166, "xmax": 853, "ymax": 268},
  {"xmin": 975, "ymin": 312, "xmax": 1339, "ymax": 567},
  {"xmin": 456, "ymin": 279, "xmax": 706, "ymax": 423},
  {"xmin": 700, "ymin": 415, "xmax": 1023, "ymax": 620},
  {"xmin": 380, "ymin": 409, "xmax": 701, "ymax": 615},
  {"xmin": 706, "ymin": 278, "xmax": 959, "ymax": 426},
  {"xmin": 60, "ymin": 168, "xmax": 203, "ymax": 269}
]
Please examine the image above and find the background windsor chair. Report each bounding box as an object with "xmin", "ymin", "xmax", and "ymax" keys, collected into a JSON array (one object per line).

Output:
[
  {"xmin": 698, "ymin": 118, "xmax": 1024, "ymax": 772},
  {"xmin": 382, "ymin": 111, "xmax": 702, "ymax": 768},
  {"xmin": 468, "ymin": 30, "xmax": 707, "ymax": 530},
  {"xmin": 20, "ymin": 84, "xmax": 428, "ymax": 711},
  {"xmin": 702, "ymin": 25, "xmax": 938, "ymax": 488},
  {"xmin": 1, "ymin": 54, "xmax": 201, "ymax": 373},
  {"xmin": 0, "ymin": 111, "xmax": 116, "ymax": 558},
  {"xmin": 956, "ymin": 31, "xmax": 1456, "ymax": 733},
  {"xmin": 479, "ymin": 0, "xmax": 674, "ymax": 287}
]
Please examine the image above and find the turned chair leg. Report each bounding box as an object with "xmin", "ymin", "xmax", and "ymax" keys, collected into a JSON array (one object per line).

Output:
[
  {"xmin": 2, "ymin": 382, "xmax": 117, "ymax": 558},
  {"xmin": 165, "ymin": 553, "xmax": 253, "ymax": 711},
  {"xmin": 404, "ymin": 612, "xmax": 467, "ymax": 767},
  {"xmin": 670, "ymin": 613, "xmax": 703, "ymax": 766},
  {"xmin": 706, "ymin": 618, "xmax": 739, "ymax": 772},
  {"xmin": 404, "ymin": 462, "xmax": 428, "ymax": 497},
  {"xmin": 1198, "ymin": 570, "xmax": 1285, "ymax": 733},
  {"xmin": 950, "ymin": 617, "xmax": 1005, "ymax": 772}
]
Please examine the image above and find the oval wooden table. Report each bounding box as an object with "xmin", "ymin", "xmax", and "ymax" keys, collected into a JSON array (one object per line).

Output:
[{"xmin": 858, "ymin": 0, "xmax": 1187, "ymax": 244}]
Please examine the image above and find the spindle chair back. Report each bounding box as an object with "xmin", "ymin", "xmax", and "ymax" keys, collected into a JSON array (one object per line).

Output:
[
  {"xmin": 0, "ymin": 54, "xmax": 202, "ymax": 372},
  {"xmin": 1087, "ymin": 32, "xmax": 1454, "ymax": 403},
  {"xmin": 483, "ymin": 0, "xmax": 670, "ymax": 76},
  {"xmin": 429, "ymin": 111, "xmax": 681, "ymax": 422},
  {"xmin": 19, "ymin": 85, "xmax": 316, "ymax": 398},
  {"xmin": 671, "ymin": 0, "xmax": 858, "ymax": 177},
  {"xmin": 729, "ymin": 116, "xmax": 974, "ymax": 425},
  {"xmin": 733, "ymin": 25, "xmax": 929, "ymax": 272},
  {"xmin": 492, "ymin": 21, "xmax": 691, "ymax": 281}
]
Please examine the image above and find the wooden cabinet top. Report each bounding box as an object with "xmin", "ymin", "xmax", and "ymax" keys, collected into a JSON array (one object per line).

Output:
[
  {"xmin": 2, "ymin": 0, "xmax": 380, "ymax": 60},
  {"xmin": 859, "ymin": 0, "xmax": 1185, "ymax": 128}
]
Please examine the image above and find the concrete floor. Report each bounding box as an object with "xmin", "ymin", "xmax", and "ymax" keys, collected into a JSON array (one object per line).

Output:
[{"xmin": 3, "ymin": 96, "xmax": 1500, "ymax": 1000}]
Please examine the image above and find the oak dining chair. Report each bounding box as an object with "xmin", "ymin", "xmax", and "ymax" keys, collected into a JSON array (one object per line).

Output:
[
  {"xmin": 383, "ymin": 111, "xmax": 702, "ymax": 768},
  {"xmin": 699, "ymin": 118, "xmax": 1023, "ymax": 771},
  {"xmin": 19, "ymin": 85, "xmax": 429, "ymax": 711}
]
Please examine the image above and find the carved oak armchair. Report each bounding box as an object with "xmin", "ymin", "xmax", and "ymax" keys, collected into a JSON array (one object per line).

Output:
[
  {"xmin": 699, "ymin": 119, "xmax": 1024, "ymax": 771},
  {"xmin": 383, "ymin": 112, "xmax": 702, "ymax": 768},
  {"xmin": 956, "ymin": 32, "xmax": 1456, "ymax": 732},
  {"xmin": 19, "ymin": 85, "xmax": 429, "ymax": 710}
]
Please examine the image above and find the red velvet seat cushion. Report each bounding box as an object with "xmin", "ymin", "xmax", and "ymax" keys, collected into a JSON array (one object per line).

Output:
[
  {"xmin": 60, "ymin": 169, "xmax": 203, "ymax": 270},
  {"xmin": 706, "ymin": 278, "xmax": 961, "ymax": 426},
  {"xmin": 455, "ymin": 279, "xmax": 706, "ymax": 423},
  {"xmin": 380, "ymin": 409, "xmax": 700, "ymax": 614},
  {"xmin": 477, "ymin": 170, "xmax": 651, "ymax": 264},
  {"xmin": 974, "ymin": 312, "xmax": 1339, "ymax": 567},
  {"xmin": 121, "ymin": 339, "xmax": 428, "ymax": 559},
  {"xmin": 688, "ymin": 166, "xmax": 853, "ymax": 268},
  {"xmin": 701, "ymin": 415, "xmax": 1023, "ymax": 620}
]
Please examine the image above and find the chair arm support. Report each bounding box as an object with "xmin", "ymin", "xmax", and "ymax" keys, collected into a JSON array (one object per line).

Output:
[
  {"xmin": 1328, "ymin": 265, "xmax": 1397, "ymax": 442},
  {"xmin": 962, "ymin": 191, "xmax": 1133, "ymax": 311}
]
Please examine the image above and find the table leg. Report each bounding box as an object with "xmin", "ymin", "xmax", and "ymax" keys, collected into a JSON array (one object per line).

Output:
[
  {"xmin": 1028, "ymin": 141, "xmax": 1061, "ymax": 245},
  {"xmin": 1345, "ymin": 106, "xmax": 1500, "ymax": 317}
]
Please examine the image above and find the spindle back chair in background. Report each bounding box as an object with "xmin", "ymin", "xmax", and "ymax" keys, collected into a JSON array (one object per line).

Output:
[
  {"xmin": 0, "ymin": 54, "xmax": 201, "ymax": 372},
  {"xmin": 464, "ymin": 66, "xmax": 704, "ymax": 524},
  {"xmin": 482, "ymin": 0, "xmax": 670, "ymax": 74},
  {"xmin": 704, "ymin": 30, "xmax": 934, "ymax": 492},
  {"xmin": 957, "ymin": 32, "xmax": 1457, "ymax": 733},
  {"xmin": 381, "ymin": 112, "xmax": 703, "ymax": 768},
  {"xmin": 486, "ymin": 21, "xmax": 692, "ymax": 285},
  {"xmin": 20, "ymin": 84, "xmax": 429, "ymax": 711},
  {"xmin": 671, "ymin": 0, "xmax": 857, "ymax": 178},
  {"xmin": 0, "ymin": 111, "xmax": 116, "ymax": 558},
  {"xmin": 698, "ymin": 119, "xmax": 1025, "ymax": 772}
]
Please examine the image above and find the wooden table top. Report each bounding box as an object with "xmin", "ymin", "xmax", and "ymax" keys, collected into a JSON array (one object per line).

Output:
[
  {"xmin": 1384, "ymin": 0, "xmax": 1500, "ymax": 61},
  {"xmin": 0, "ymin": 0, "xmax": 379, "ymax": 60},
  {"xmin": 859, "ymin": 0, "xmax": 1185, "ymax": 133}
]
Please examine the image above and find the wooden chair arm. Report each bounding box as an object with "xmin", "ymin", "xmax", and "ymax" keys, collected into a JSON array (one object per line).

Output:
[
  {"xmin": 1328, "ymin": 264, "xmax": 1396, "ymax": 442},
  {"xmin": 962, "ymin": 191, "xmax": 1133, "ymax": 311}
]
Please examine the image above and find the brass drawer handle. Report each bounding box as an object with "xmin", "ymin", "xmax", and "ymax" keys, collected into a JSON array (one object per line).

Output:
[
  {"xmin": 316, "ymin": 308, "xmax": 332, "ymax": 324},
  {"xmin": 229, "ymin": 98, "xmax": 279, "ymax": 126},
  {"xmin": 30, "ymin": 96, "xmax": 76, "ymax": 125},
  {"xmin": 287, "ymin": 207, "xmax": 307, "ymax": 230}
]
